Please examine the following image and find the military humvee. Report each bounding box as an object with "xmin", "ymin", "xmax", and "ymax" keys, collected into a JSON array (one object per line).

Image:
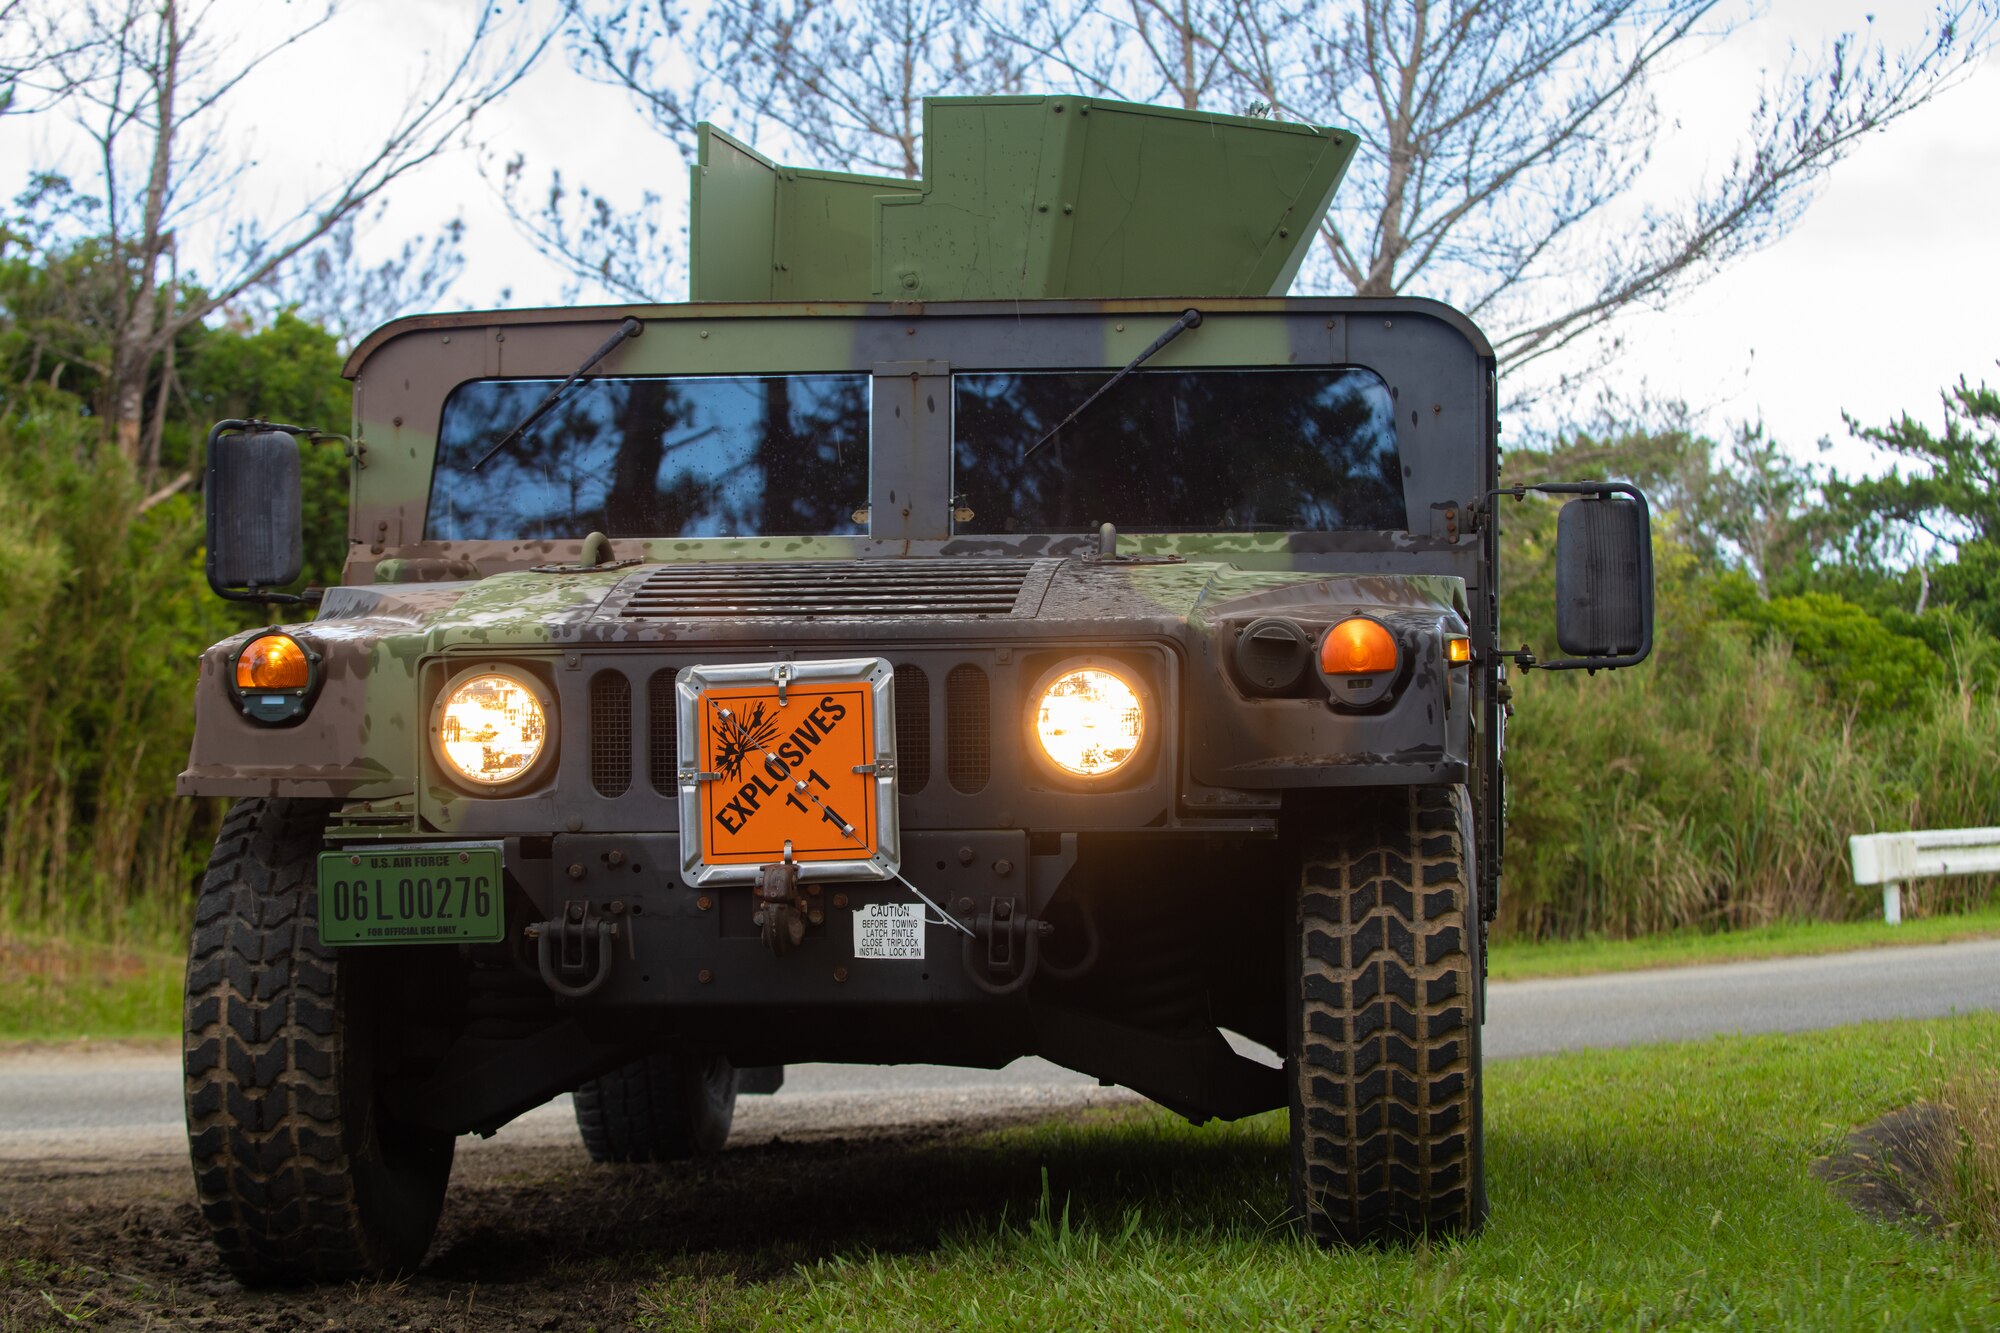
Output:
[{"xmin": 181, "ymin": 96, "xmax": 1652, "ymax": 1282}]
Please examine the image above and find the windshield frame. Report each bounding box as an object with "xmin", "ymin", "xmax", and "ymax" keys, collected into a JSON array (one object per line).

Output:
[{"xmin": 341, "ymin": 298, "xmax": 1493, "ymax": 581}]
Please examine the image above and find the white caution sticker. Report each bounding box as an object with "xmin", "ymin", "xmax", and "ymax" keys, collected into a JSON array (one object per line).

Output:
[{"xmin": 854, "ymin": 901, "xmax": 926, "ymax": 960}]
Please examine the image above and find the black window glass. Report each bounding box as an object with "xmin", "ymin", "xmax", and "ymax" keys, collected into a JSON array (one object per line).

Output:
[
  {"xmin": 952, "ymin": 368, "xmax": 1403, "ymax": 534},
  {"xmin": 428, "ymin": 374, "xmax": 869, "ymax": 540}
]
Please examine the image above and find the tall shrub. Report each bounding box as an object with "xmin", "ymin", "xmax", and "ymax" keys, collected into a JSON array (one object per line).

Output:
[{"xmin": 0, "ymin": 410, "xmax": 235, "ymax": 940}]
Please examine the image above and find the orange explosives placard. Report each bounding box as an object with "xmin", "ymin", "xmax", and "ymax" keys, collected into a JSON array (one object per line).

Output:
[{"xmin": 697, "ymin": 682, "xmax": 877, "ymax": 865}]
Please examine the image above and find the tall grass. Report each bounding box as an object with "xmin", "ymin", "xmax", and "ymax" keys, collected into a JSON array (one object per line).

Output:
[
  {"xmin": 1927, "ymin": 1068, "xmax": 2000, "ymax": 1250},
  {"xmin": 1502, "ymin": 618, "xmax": 2000, "ymax": 939},
  {"xmin": 0, "ymin": 413, "xmax": 232, "ymax": 943}
]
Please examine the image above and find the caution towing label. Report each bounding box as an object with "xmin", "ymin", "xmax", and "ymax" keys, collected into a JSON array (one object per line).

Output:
[{"xmin": 696, "ymin": 681, "xmax": 878, "ymax": 866}]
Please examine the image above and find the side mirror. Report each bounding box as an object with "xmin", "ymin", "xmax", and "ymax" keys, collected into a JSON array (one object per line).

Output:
[
  {"xmin": 1548, "ymin": 483, "xmax": 1653, "ymax": 669},
  {"xmin": 205, "ymin": 420, "xmax": 305, "ymax": 602}
]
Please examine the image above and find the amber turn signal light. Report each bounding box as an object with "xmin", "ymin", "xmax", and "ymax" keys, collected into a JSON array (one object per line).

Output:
[
  {"xmin": 236, "ymin": 634, "xmax": 310, "ymax": 689},
  {"xmin": 1319, "ymin": 618, "xmax": 1399, "ymax": 676},
  {"xmin": 1446, "ymin": 636, "xmax": 1472, "ymax": 664}
]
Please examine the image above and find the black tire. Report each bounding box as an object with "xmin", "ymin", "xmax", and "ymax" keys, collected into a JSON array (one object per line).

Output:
[
  {"xmin": 183, "ymin": 798, "xmax": 455, "ymax": 1284},
  {"xmin": 573, "ymin": 1053, "xmax": 739, "ymax": 1163},
  {"xmin": 1288, "ymin": 784, "xmax": 1487, "ymax": 1245}
]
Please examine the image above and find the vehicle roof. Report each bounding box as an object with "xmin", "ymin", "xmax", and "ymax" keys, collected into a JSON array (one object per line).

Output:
[{"xmin": 342, "ymin": 296, "xmax": 1494, "ymax": 379}]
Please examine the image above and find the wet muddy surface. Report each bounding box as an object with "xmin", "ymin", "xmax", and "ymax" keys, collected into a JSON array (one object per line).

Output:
[{"xmin": 0, "ymin": 1101, "xmax": 1151, "ymax": 1332}]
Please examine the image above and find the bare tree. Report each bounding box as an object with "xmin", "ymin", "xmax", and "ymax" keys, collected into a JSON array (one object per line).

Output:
[
  {"xmin": 247, "ymin": 205, "xmax": 473, "ymax": 356},
  {"xmin": 2, "ymin": 0, "xmax": 556, "ymax": 476},
  {"xmin": 985, "ymin": 0, "xmax": 1993, "ymax": 380},
  {"xmin": 1281, "ymin": 1, "xmax": 1994, "ymax": 374},
  {"xmin": 997, "ymin": 0, "xmax": 1276, "ymax": 111},
  {"xmin": 512, "ymin": 0, "xmax": 1025, "ymax": 300}
]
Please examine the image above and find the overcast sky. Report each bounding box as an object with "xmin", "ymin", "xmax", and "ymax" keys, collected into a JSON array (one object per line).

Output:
[{"xmin": 3, "ymin": 0, "xmax": 1993, "ymax": 471}]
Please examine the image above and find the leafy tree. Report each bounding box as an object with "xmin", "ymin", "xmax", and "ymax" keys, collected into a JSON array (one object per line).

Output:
[
  {"xmin": 1, "ymin": 0, "xmax": 553, "ymax": 485},
  {"xmin": 1821, "ymin": 375, "xmax": 2000, "ymax": 630},
  {"xmin": 179, "ymin": 311, "xmax": 351, "ymax": 588},
  {"xmin": 1833, "ymin": 375, "xmax": 2000, "ymax": 549}
]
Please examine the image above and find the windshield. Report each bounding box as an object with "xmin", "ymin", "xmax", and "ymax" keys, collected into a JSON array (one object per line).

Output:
[
  {"xmin": 428, "ymin": 373, "xmax": 869, "ymax": 540},
  {"xmin": 952, "ymin": 367, "xmax": 1402, "ymax": 534}
]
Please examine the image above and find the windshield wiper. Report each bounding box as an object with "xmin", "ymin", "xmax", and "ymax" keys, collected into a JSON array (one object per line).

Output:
[
  {"xmin": 1019, "ymin": 308, "xmax": 1202, "ymax": 462},
  {"xmin": 471, "ymin": 317, "xmax": 644, "ymax": 471}
]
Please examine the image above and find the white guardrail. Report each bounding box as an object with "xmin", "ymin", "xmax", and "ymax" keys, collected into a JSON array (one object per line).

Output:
[{"xmin": 1850, "ymin": 827, "xmax": 2000, "ymax": 924}]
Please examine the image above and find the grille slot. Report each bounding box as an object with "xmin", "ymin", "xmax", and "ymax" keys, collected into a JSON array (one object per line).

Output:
[
  {"xmin": 589, "ymin": 672, "xmax": 632, "ymax": 797},
  {"xmin": 946, "ymin": 665, "xmax": 990, "ymax": 794},
  {"xmin": 895, "ymin": 665, "xmax": 931, "ymax": 795},
  {"xmin": 648, "ymin": 670, "xmax": 679, "ymax": 795},
  {"xmin": 620, "ymin": 559, "xmax": 1038, "ymax": 619}
]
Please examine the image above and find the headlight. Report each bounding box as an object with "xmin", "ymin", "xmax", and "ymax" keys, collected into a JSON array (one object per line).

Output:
[
  {"xmin": 236, "ymin": 634, "xmax": 311, "ymax": 689},
  {"xmin": 434, "ymin": 671, "xmax": 551, "ymax": 787},
  {"xmin": 230, "ymin": 632, "xmax": 320, "ymax": 724},
  {"xmin": 1033, "ymin": 665, "xmax": 1145, "ymax": 778},
  {"xmin": 1318, "ymin": 617, "xmax": 1399, "ymax": 676},
  {"xmin": 1318, "ymin": 616, "xmax": 1401, "ymax": 710}
]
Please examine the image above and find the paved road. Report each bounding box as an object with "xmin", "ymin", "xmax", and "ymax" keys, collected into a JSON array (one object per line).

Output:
[
  {"xmin": 4, "ymin": 938, "xmax": 1995, "ymax": 1158},
  {"xmin": 1483, "ymin": 936, "xmax": 2000, "ymax": 1058}
]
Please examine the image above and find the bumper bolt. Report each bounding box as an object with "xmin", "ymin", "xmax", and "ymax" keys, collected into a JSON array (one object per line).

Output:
[
  {"xmin": 833, "ymin": 967, "xmax": 849, "ymax": 983},
  {"xmin": 809, "ymin": 909, "xmax": 824, "ymax": 925},
  {"xmin": 832, "ymin": 893, "xmax": 848, "ymax": 909},
  {"xmin": 993, "ymin": 859, "xmax": 1013, "ymax": 877},
  {"xmin": 567, "ymin": 863, "xmax": 585, "ymax": 880},
  {"xmin": 696, "ymin": 895, "xmax": 713, "ymax": 911},
  {"xmin": 957, "ymin": 846, "xmax": 974, "ymax": 865},
  {"xmin": 957, "ymin": 896, "xmax": 974, "ymax": 913},
  {"xmin": 698, "ymin": 968, "xmax": 714, "ymax": 984},
  {"xmin": 608, "ymin": 850, "xmax": 625, "ymax": 866}
]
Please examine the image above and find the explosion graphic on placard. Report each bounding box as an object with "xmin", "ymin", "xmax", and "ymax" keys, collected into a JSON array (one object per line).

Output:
[{"xmin": 711, "ymin": 700, "xmax": 780, "ymax": 780}]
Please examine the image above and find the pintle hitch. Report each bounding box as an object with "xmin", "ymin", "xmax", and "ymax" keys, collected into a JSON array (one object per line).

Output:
[
  {"xmin": 527, "ymin": 900, "xmax": 620, "ymax": 999},
  {"xmin": 962, "ymin": 896, "xmax": 1055, "ymax": 996},
  {"xmin": 753, "ymin": 858, "xmax": 813, "ymax": 955}
]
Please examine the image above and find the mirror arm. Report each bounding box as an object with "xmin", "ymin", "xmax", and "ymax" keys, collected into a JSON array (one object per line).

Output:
[
  {"xmin": 204, "ymin": 418, "xmax": 334, "ymax": 606},
  {"xmin": 1472, "ymin": 480, "xmax": 1654, "ymax": 673}
]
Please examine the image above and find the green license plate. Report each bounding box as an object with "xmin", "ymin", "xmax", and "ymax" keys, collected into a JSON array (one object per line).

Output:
[{"xmin": 317, "ymin": 844, "xmax": 505, "ymax": 946}]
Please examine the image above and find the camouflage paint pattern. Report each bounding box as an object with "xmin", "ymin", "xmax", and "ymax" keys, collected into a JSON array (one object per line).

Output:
[{"xmin": 182, "ymin": 298, "xmax": 1498, "ymax": 865}]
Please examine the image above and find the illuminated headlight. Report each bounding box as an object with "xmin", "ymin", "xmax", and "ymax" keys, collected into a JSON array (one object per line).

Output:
[
  {"xmin": 230, "ymin": 632, "xmax": 320, "ymax": 724},
  {"xmin": 432, "ymin": 670, "xmax": 552, "ymax": 787},
  {"xmin": 1033, "ymin": 665, "xmax": 1145, "ymax": 778}
]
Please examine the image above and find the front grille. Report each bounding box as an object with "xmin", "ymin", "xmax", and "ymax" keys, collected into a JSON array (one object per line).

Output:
[
  {"xmin": 895, "ymin": 664, "xmax": 931, "ymax": 794},
  {"xmin": 648, "ymin": 670, "xmax": 678, "ymax": 794},
  {"xmin": 589, "ymin": 672, "xmax": 631, "ymax": 797},
  {"xmin": 946, "ymin": 665, "xmax": 990, "ymax": 794},
  {"xmin": 618, "ymin": 559, "xmax": 1042, "ymax": 619}
]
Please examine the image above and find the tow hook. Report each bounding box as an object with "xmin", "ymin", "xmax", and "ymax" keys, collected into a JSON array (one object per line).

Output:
[
  {"xmin": 527, "ymin": 901, "xmax": 620, "ymax": 998},
  {"xmin": 962, "ymin": 896, "xmax": 1054, "ymax": 996},
  {"xmin": 754, "ymin": 861, "xmax": 809, "ymax": 955}
]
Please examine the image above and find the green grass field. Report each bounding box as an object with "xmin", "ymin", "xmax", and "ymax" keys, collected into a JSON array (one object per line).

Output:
[
  {"xmin": 639, "ymin": 1016, "xmax": 2000, "ymax": 1330},
  {"xmin": 0, "ymin": 936, "xmax": 181, "ymax": 1044},
  {"xmin": 2, "ymin": 902, "xmax": 1997, "ymax": 1043},
  {"xmin": 1489, "ymin": 900, "xmax": 2000, "ymax": 980}
]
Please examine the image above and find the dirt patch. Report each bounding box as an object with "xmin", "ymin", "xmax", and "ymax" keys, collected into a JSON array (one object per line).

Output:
[
  {"xmin": 1814, "ymin": 1101, "xmax": 1955, "ymax": 1233},
  {"xmin": 0, "ymin": 1102, "xmax": 1172, "ymax": 1332}
]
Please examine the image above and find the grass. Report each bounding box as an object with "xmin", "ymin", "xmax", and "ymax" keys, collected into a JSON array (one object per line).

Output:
[
  {"xmin": 1489, "ymin": 898, "xmax": 2000, "ymax": 980},
  {"xmin": 1929, "ymin": 1068, "xmax": 2000, "ymax": 1249},
  {"xmin": 0, "ymin": 935, "xmax": 180, "ymax": 1044},
  {"xmin": 3, "ymin": 902, "xmax": 1998, "ymax": 1043},
  {"xmin": 640, "ymin": 1016, "xmax": 2000, "ymax": 1330}
]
